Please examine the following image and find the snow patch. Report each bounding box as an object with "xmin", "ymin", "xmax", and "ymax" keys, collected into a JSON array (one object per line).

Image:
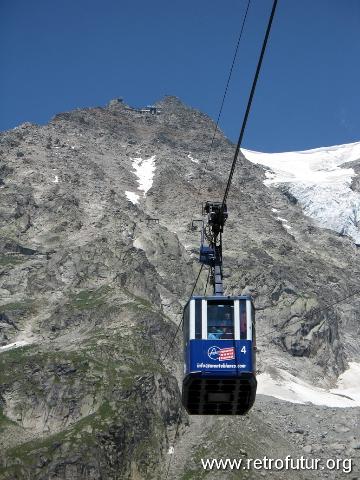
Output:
[
  {"xmin": 188, "ymin": 152, "xmax": 199, "ymax": 164},
  {"xmin": 243, "ymin": 142, "xmax": 360, "ymax": 242},
  {"xmin": 275, "ymin": 215, "xmax": 292, "ymax": 230},
  {"xmin": 258, "ymin": 363, "xmax": 360, "ymax": 408},
  {"xmin": 0, "ymin": 340, "xmax": 30, "ymax": 353},
  {"xmin": 133, "ymin": 237, "xmax": 145, "ymax": 250},
  {"xmin": 132, "ymin": 155, "xmax": 156, "ymax": 195},
  {"xmin": 125, "ymin": 191, "xmax": 140, "ymax": 205}
]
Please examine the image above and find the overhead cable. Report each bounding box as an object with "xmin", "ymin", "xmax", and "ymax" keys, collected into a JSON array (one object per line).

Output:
[
  {"xmin": 197, "ymin": 0, "xmax": 251, "ymax": 192},
  {"xmin": 222, "ymin": 0, "xmax": 278, "ymax": 207}
]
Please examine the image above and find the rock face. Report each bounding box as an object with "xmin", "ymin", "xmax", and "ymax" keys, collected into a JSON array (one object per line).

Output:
[{"xmin": 0, "ymin": 97, "xmax": 359, "ymax": 479}]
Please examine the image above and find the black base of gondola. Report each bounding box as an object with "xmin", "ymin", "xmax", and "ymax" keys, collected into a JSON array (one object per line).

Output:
[{"xmin": 182, "ymin": 373, "xmax": 257, "ymax": 415}]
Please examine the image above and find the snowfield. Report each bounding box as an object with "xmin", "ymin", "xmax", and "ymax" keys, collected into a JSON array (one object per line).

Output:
[
  {"xmin": 132, "ymin": 155, "xmax": 156, "ymax": 194},
  {"xmin": 242, "ymin": 142, "xmax": 360, "ymax": 242},
  {"xmin": 258, "ymin": 362, "xmax": 360, "ymax": 408},
  {"xmin": 125, "ymin": 155, "xmax": 156, "ymax": 205},
  {"xmin": 330, "ymin": 361, "xmax": 360, "ymax": 404}
]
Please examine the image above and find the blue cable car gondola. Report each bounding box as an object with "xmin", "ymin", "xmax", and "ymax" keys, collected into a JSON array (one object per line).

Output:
[
  {"xmin": 182, "ymin": 202, "xmax": 257, "ymax": 415},
  {"xmin": 182, "ymin": 295, "xmax": 257, "ymax": 415}
]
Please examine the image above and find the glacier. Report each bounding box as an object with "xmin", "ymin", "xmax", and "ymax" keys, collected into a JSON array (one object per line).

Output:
[{"xmin": 242, "ymin": 142, "xmax": 360, "ymax": 243}]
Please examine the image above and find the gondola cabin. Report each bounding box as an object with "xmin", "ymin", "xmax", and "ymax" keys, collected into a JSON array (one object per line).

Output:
[{"xmin": 182, "ymin": 295, "xmax": 257, "ymax": 415}]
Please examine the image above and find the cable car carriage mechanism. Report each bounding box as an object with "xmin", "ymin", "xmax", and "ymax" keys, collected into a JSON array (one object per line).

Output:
[{"xmin": 182, "ymin": 201, "xmax": 257, "ymax": 415}]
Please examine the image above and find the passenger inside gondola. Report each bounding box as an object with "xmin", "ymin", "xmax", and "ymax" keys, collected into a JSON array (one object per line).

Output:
[
  {"xmin": 208, "ymin": 327, "xmax": 223, "ymax": 340},
  {"xmin": 207, "ymin": 301, "xmax": 234, "ymax": 340}
]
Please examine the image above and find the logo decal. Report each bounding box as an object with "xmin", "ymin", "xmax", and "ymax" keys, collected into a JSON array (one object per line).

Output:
[
  {"xmin": 219, "ymin": 347, "xmax": 235, "ymax": 361},
  {"xmin": 208, "ymin": 346, "xmax": 221, "ymax": 360},
  {"xmin": 207, "ymin": 346, "xmax": 235, "ymax": 361}
]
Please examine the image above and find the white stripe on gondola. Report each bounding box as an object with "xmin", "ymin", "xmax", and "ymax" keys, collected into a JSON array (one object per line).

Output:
[
  {"xmin": 190, "ymin": 299, "xmax": 195, "ymax": 339},
  {"xmin": 234, "ymin": 299, "xmax": 240, "ymax": 340},
  {"xmin": 246, "ymin": 299, "xmax": 252, "ymax": 341},
  {"xmin": 201, "ymin": 299, "xmax": 207, "ymax": 339}
]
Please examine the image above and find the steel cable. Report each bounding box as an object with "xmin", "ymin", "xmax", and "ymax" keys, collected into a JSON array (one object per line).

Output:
[
  {"xmin": 160, "ymin": 264, "xmax": 204, "ymax": 363},
  {"xmin": 222, "ymin": 0, "xmax": 278, "ymax": 208},
  {"xmin": 195, "ymin": 0, "xmax": 251, "ymax": 202}
]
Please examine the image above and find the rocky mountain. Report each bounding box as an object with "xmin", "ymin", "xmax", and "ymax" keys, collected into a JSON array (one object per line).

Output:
[{"xmin": 0, "ymin": 96, "xmax": 359, "ymax": 479}]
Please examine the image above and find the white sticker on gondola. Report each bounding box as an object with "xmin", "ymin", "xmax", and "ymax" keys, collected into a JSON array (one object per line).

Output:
[
  {"xmin": 219, "ymin": 347, "xmax": 235, "ymax": 361},
  {"xmin": 207, "ymin": 346, "xmax": 235, "ymax": 361}
]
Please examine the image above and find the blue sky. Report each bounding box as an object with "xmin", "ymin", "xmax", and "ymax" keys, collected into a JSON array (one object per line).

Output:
[{"xmin": 1, "ymin": 0, "xmax": 359, "ymax": 152}]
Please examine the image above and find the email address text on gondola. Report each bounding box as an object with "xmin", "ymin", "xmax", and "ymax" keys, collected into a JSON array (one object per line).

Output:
[{"xmin": 196, "ymin": 363, "xmax": 246, "ymax": 369}]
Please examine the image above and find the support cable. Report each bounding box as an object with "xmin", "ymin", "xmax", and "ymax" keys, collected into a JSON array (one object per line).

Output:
[
  {"xmin": 160, "ymin": 264, "xmax": 204, "ymax": 362},
  {"xmin": 204, "ymin": 268, "xmax": 211, "ymax": 296},
  {"xmin": 222, "ymin": 0, "xmax": 278, "ymax": 208},
  {"xmin": 196, "ymin": 0, "xmax": 251, "ymax": 199}
]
